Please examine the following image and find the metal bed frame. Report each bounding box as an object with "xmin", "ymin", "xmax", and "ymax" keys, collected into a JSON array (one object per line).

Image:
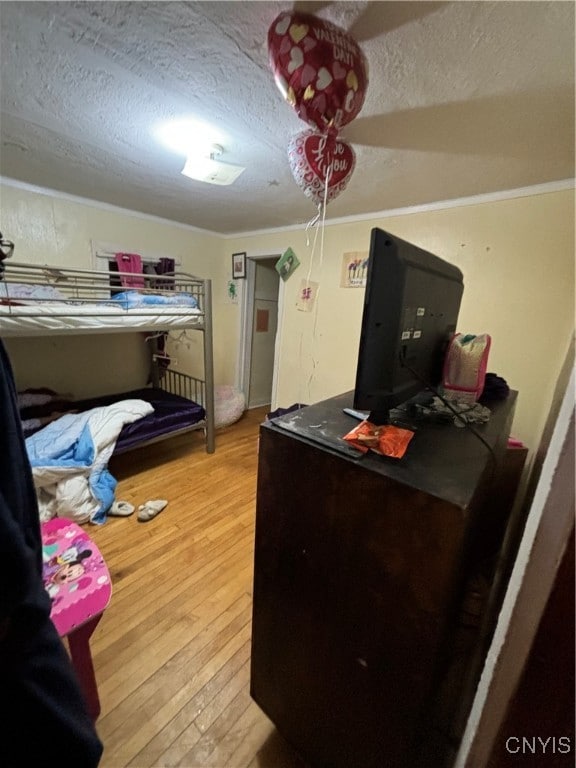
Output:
[{"xmin": 1, "ymin": 261, "xmax": 215, "ymax": 454}]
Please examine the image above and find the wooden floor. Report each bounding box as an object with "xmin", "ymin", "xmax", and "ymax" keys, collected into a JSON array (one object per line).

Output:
[{"xmin": 89, "ymin": 407, "xmax": 308, "ymax": 768}]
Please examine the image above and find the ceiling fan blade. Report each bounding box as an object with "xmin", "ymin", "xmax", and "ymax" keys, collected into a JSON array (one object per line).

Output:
[
  {"xmin": 293, "ymin": 1, "xmax": 447, "ymax": 43},
  {"xmin": 343, "ymin": 86, "xmax": 575, "ymax": 160},
  {"xmin": 293, "ymin": 2, "xmax": 333, "ymax": 15},
  {"xmin": 293, "ymin": 2, "xmax": 448, "ymax": 42},
  {"xmin": 348, "ymin": 2, "xmax": 448, "ymax": 42}
]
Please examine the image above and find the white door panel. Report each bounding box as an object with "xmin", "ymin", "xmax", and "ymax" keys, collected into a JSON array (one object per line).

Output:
[{"xmin": 249, "ymin": 296, "xmax": 278, "ymax": 407}]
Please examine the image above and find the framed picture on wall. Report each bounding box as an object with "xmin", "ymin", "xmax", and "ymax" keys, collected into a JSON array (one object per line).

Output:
[{"xmin": 232, "ymin": 252, "xmax": 247, "ymax": 279}]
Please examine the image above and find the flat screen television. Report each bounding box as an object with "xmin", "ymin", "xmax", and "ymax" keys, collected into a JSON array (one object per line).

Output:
[{"xmin": 353, "ymin": 228, "xmax": 464, "ymax": 425}]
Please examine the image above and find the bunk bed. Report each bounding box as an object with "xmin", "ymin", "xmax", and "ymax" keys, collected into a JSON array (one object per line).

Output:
[{"xmin": 0, "ymin": 261, "xmax": 215, "ymax": 456}]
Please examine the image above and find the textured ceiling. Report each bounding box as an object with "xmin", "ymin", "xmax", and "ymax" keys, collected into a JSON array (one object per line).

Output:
[{"xmin": 0, "ymin": 1, "xmax": 574, "ymax": 234}]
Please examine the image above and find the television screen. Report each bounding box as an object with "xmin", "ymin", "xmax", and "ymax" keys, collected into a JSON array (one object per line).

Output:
[{"xmin": 353, "ymin": 229, "xmax": 464, "ymax": 424}]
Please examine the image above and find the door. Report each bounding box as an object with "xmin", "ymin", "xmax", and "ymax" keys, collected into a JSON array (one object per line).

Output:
[{"xmin": 247, "ymin": 260, "xmax": 279, "ymax": 408}]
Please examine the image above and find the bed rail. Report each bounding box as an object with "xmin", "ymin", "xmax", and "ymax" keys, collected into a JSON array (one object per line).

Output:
[
  {"xmin": 160, "ymin": 367, "xmax": 205, "ymax": 405},
  {"xmin": 158, "ymin": 368, "xmax": 215, "ymax": 453},
  {"xmin": 1, "ymin": 261, "xmax": 209, "ymax": 314},
  {"xmin": 2, "ymin": 260, "xmax": 216, "ymax": 454}
]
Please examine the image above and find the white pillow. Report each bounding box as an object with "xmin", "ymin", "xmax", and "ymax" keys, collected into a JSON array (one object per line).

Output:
[{"xmin": 0, "ymin": 282, "xmax": 65, "ymax": 301}]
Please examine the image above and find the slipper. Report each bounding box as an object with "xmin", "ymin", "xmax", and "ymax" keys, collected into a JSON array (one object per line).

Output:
[
  {"xmin": 109, "ymin": 500, "xmax": 135, "ymax": 517},
  {"xmin": 137, "ymin": 499, "xmax": 168, "ymax": 522}
]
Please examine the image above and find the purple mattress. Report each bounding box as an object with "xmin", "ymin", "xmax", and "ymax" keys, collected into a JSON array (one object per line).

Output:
[{"xmin": 20, "ymin": 387, "xmax": 205, "ymax": 453}]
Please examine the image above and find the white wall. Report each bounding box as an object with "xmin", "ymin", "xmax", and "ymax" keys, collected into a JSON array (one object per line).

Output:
[
  {"xmin": 0, "ymin": 182, "xmax": 237, "ymax": 396},
  {"xmin": 227, "ymin": 189, "xmax": 575, "ymax": 456},
  {"xmin": 2, "ymin": 181, "xmax": 573, "ymax": 458}
]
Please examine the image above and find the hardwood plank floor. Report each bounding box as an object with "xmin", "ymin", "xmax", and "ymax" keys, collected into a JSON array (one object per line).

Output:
[{"xmin": 88, "ymin": 407, "xmax": 308, "ymax": 768}]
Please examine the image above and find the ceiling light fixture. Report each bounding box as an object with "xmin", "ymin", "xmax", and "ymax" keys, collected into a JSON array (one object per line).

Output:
[
  {"xmin": 156, "ymin": 120, "xmax": 245, "ymax": 186},
  {"xmin": 155, "ymin": 118, "xmax": 223, "ymax": 157},
  {"xmin": 181, "ymin": 144, "xmax": 245, "ymax": 186}
]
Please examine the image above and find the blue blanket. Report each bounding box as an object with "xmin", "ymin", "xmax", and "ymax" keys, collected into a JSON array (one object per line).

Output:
[
  {"xmin": 110, "ymin": 291, "xmax": 198, "ymax": 308},
  {"xmin": 26, "ymin": 400, "xmax": 154, "ymax": 524}
]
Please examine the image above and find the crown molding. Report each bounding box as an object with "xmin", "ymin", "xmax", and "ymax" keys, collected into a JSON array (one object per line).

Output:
[
  {"xmin": 1, "ymin": 175, "xmax": 573, "ymax": 241},
  {"xmin": 225, "ymin": 178, "xmax": 575, "ymax": 239},
  {"xmin": 0, "ymin": 176, "xmax": 222, "ymax": 237}
]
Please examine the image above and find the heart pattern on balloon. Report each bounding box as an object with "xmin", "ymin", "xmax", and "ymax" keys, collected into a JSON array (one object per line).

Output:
[
  {"xmin": 279, "ymin": 35, "xmax": 291, "ymax": 56},
  {"xmin": 288, "ymin": 130, "xmax": 356, "ymax": 207},
  {"xmin": 289, "ymin": 23, "xmax": 309, "ymax": 44},
  {"xmin": 268, "ymin": 10, "xmax": 368, "ymax": 132},
  {"xmin": 316, "ymin": 67, "xmax": 333, "ymax": 91},
  {"xmin": 346, "ymin": 70, "xmax": 359, "ymax": 91},
  {"xmin": 275, "ymin": 15, "xmax": 290, "ymax": 36},
  {"xmin": 300, "ymin": 63, "xmax": 316, "ymax": 88},
  {"xmin": 287, "ymin": 47, "xmax": 304, "ymax": 74},
  {"xmin": 332, "ymin": 61, "xmax": 347, "ymax": 81}
]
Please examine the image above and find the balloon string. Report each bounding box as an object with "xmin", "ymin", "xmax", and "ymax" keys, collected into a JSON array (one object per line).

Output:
[
  {"xmin": 319, "ymin": 159, "xmax": 330, "ymax": 271},
  {"xmin": 305, "ymin": 151, "xmax": 332, "ymax": 244},
  {"xmin": 302, "ymin": 184, "xmax": 321, "ymax": 403},
  {"xmin": 306, "ymin": 159, "xmax": 332, "ymax": 401},
  {"xmin": 305, "ymin": 160, "xmax": 331, "ymax": 277},
  {"xmin": 305, "ymin": 212, "xmax": 320, "ymax": 243}
]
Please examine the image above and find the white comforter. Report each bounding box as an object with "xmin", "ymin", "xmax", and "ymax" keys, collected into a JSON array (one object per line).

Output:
[{"xmin": 26, "ymin": 399, "xmax": 154, "ymax": 524}]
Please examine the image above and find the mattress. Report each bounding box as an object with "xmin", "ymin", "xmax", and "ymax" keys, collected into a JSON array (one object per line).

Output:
[
  {"xmin": 21, "ymin": 387, "xmax": 206, "ymax": 453},
  {"xmin": 0, "ymin": 303, "xmax": 203, "ymax": 336}
]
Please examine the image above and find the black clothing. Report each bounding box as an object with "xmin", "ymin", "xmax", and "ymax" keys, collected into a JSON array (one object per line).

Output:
[{"xmin": 0, "ymin": 340, "xmax": 103, "ymax": 767}]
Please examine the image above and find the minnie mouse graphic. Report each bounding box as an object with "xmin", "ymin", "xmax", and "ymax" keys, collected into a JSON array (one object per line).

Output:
[{"xmin": 43, "ymin": 539, "xmax": 93, "ymax": 599}]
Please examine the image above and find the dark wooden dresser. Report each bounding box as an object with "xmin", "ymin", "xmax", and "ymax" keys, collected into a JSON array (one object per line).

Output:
[{"xmin": 250, "ymin": 391, "xmax": 525, "ymax": 768}]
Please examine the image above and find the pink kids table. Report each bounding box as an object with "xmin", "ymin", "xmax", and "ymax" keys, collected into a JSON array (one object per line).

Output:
[{"xmin": 41, "ymin": 517, "xmax": 112, "ymax": 720}]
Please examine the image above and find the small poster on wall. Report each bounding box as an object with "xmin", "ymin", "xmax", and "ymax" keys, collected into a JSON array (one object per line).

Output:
[
  {"xmin": 232, "ymin": 251, "xmax": 246, "ymax": 279},
  {"xmin": 275, "ymin": 247, "xmax": 300, "ymax": 281},
  {"xmin": 341, "ymin": 251, "xmax": 369, "ymax": 288},
  {"xmin": 256, "ymin": 308, "xmax": 269, "ymax": 332},
  {"xmin": 227, "ymin": 280, "xmax": 239, "ymax": 304},
  {"xmin": 296, "ymin": 279, "xmax": 319, "ymax": 312}
]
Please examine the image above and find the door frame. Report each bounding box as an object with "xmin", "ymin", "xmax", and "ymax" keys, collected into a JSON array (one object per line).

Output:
[
  {"xmin": 237, "ymin": 250, "xmax": 285, "ymax": 410},
  {"xmin": 454, "ymin": 366, "xmax": 575, "ymax": 766}
]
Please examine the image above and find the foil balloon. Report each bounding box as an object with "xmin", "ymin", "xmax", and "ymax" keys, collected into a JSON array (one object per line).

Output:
[
  {"xmin": 288, "ymin": 130, "xmax": 356, "ymax": 207},
  {"xmin": 268, "ymin": 11, "xmax": 368, "ymax": 133}
]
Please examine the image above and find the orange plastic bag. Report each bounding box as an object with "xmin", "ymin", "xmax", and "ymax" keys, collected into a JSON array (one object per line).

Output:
[{"xmin": 343, "ymin": 420, "xmax": 415, "ymax": 459}]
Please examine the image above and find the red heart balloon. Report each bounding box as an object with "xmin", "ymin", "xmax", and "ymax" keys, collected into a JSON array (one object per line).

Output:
[
  {"xmin": 288, "ymin": 130, "xmax": 356, "ymax": 207},
  {"xmin": 268, "ymin": 11, "xmax": 368, "ymax": 132}
]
